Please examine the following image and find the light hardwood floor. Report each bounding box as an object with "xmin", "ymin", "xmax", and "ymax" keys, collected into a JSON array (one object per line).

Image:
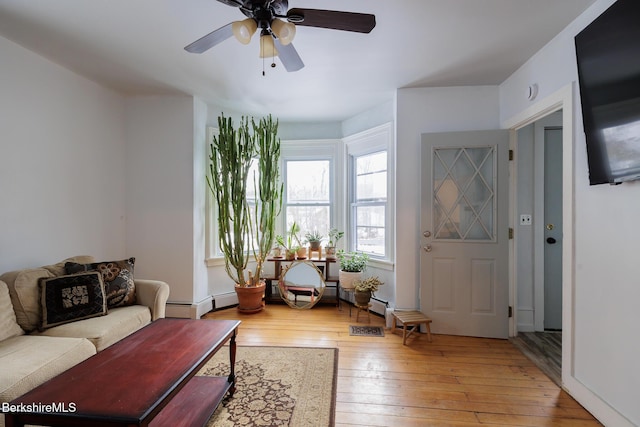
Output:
[{"xmin": 203, "ymin": 304, "xmax": 601, "ymax": 426}]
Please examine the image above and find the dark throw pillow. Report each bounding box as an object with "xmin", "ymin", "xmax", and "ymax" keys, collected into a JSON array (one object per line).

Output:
[
  {"xmin": 65, "ymin": 257, "xmax": 136, "ymax": 308},
  {"xmin": 39, "ymin": 272, "xmax": 107, "ymax": 330}
]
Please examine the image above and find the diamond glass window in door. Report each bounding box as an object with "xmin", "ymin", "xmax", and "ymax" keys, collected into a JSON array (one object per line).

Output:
[{"xmin": 432, "ymin": 146, "xmax": 496, "ymax": 241}]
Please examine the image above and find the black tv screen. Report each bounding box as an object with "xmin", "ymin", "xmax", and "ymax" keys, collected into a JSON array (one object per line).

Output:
[{"xmin": 575, "ymin": 0, "xmax": 640, "ymax": 185}]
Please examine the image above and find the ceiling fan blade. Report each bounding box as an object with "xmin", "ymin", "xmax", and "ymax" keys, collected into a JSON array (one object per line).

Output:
[
  {"xmin": 287, "ymin": 8, "xmax": 376, "ymax": 33},
  {"xmin": 274, "ymin": 39, "xmax": 304, "ymax": 72},
  {"xmin": 184, "ymin": 23, "xmax": 234, "ymax": 53}
]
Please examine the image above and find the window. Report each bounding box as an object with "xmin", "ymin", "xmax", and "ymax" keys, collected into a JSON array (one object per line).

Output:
[
  {"xmin": 280, "ymin": 139, "xmax": 342, "ymax": 241},
  {"xmin": 345, "ymin": 123, "xmax": 393, "ymax": 261},
  {"xmin": 353, "ymin": 151, "xmax": 387, "ymax": 255},
  {"xmin": 284, "ymin": 159, "xmax": 331, "ymax": 238}
]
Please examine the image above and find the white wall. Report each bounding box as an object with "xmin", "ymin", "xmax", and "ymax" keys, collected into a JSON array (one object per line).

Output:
[
  {"xmin": 124, "ymin": 95, "xmax": 201, "ymax": 304},
  {"xmin": 342, "ymin": 100, "xmax": 395, "ymax": 138},
  {"xmin": 500, "ymin": 0, "xmax": 639, "ymax": 424},
  {"xmin": 395, "ymin": 86, "xmax": 501, "ymax": 309},
  {"xmin": 515, "ymin": 124, "xmax": 535, "ymax": 331},
  {"xmin": 0, "ymin": 35, "xmax": 127, "ymax": 272}
]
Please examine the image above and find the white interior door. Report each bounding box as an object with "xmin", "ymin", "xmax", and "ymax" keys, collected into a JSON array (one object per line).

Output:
[{"xmin": 420, "ymin": 130, "xmax": 509, "ymax": 338}]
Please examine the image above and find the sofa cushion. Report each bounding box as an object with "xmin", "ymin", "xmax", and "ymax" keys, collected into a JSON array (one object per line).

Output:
[
  {"xmin": 35, "ymin": 304, "xmax": 151, "ymax": 352},
  {"xmin": 65, "ymin": 258, "xmax": 136, "ymax": 308},
  {"xmin": 0, "ymin": 280, "xmax": 24, "ymax": 341},
  {"xmin": 42, "ymin": 255, "xmax": 96, "ymax": 277},
  {"xmin": 39, "ymin": 272, "xmax": 108, "ymax": 330},
  {"xmin": 0, "ymin": 335, "xmax": 96, "ymax": 402},
  {"xmin": 0, "ymin": 268, "xmax": 55, "ymax": 332},
  {"xmin": 0, "ymin": 256, "xmax": 97, "ymax": 333}
]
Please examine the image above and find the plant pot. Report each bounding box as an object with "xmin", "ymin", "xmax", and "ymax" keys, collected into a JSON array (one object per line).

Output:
[
  {"xmin": 272, "ymin": 247, "xmax": 282, "ymax": 258},
  {"xmin": 325, "ymin": 246, "xmax": 337, "ymax": 260},
  {"xmin": 296, "ymin": 247, "xmax": 307, "ymax": 259},
  {"xmin": 309, "ymin": 241, "xmax": 321, "ymax": 251},
  {"xmin": 235, "ymin": 281, "xmax": 266, "ymax": 314},
  {"xmin": 339, "ymin": 270, "xmax": 362, "ymax": 290},
  {"xmin": 354, "ymin": 289, "xmax": 372, "ymax": 306},
  {"xmin": 285, "ymin": 250, "xmax": 296, "ymax": 261}
]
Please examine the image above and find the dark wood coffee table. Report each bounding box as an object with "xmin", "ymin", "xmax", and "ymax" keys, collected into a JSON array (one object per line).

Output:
[{"xmin": 5, "ymin": 318, "xmax": 241, "ymax": 427}]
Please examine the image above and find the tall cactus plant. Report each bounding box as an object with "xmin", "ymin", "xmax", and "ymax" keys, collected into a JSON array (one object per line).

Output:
[
  {"xmin": 207, "ymin": 114, "xmax": 282, "ymax": 287},
  {"xmin": 250, "ymin": 115, "xmax": 283, "ymax": 283}
]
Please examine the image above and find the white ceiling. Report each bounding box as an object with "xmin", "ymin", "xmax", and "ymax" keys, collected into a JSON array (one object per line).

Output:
[{"xmin": 0, "ymin": 0, "xmax": 597, "ymax": 122}]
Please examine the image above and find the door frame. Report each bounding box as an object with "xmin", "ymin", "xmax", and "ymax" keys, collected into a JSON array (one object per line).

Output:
[{"xmin": 502, "ymin": 84, "xmax": 574, "ymax": 384}]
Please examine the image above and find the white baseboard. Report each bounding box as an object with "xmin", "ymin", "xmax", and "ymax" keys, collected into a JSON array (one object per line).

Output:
[
  {"xmin": 165, "ymin": 296, "xmax": 213, "ymax": 319},
  {"xmin": 370, "ymin": 298, "xmax": 386, "ymax": 316},
  {"xmin": 213, "ymin": 292, "xmax": 238, "ymax": 309}
]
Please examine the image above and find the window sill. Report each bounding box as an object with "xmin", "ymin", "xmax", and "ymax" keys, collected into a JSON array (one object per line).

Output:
[
  {"xmin": 205, "ymin": 257, "xmax": 225, "ymax": 268},
  {"xmin": 368, "ymin": 258, "xmax": 394, "ymax": 271},
  {"xmin": 207, "ymin": 255, "xmax": 394, "ymax": 271}
]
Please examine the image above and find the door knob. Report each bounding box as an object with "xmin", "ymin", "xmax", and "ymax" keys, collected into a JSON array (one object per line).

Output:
[
  {"xmin": 423, "ymin": 230, "xmax": 432, "ymax": 238},
  {"xmin": 423, "ymin": 245, "xmax": 432, "ymax": 252},
  {"xmin": 546, "ymin": 237, "xmax": 557, "ymax": 244}
]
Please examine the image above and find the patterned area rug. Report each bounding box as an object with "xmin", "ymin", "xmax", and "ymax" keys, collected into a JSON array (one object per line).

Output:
[
  {"xmin": 198, "ymin": 346, "xmax": 338, "ymax": 427},
  {"xmin": 349, "ymin": 325, "xmax": 385, "ymax": 337}
]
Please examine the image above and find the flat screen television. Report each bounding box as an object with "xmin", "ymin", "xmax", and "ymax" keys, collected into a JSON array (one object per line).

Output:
[{"xmin": 574, "ymin": 0, "xmax": 640, "ymax": 185}]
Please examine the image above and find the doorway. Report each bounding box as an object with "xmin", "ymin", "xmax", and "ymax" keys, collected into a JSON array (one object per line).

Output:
[
  {"xmin": 510, "ymin": 112, "xmax": 563, "ymax": 385},
  {"xmin": 505, "ymin": 84, "xmax": 575, "ymax": 389}
]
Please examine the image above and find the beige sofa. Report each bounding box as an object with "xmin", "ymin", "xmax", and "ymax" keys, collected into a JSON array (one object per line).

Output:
[{"xmin": 0, "ymin": 256, "xmax": 170, "ymax": 426}]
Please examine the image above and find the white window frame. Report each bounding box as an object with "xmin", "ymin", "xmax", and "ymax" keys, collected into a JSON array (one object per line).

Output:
[
  {"xmin": 280, "ymin": 140, "xmax": 344, "ymax": 243},
  {"xmin": 344, "ymin": 123, "xmax": 395, "ymax": 267}
]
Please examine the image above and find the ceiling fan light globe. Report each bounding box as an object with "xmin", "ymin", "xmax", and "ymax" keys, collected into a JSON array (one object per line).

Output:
[
  {"xmin": 232, "ymin": 18, "xmax": 257, "ymax": 44},
  {"xmin": 271, "ymin": 19, "xmax": 296, "ymax": 45},
  {"xmin": 259, "ymin": 34, "xmax": 278, "ymax": 58}
]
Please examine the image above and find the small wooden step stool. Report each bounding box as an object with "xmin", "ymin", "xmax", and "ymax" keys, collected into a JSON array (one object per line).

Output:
[{"xmin": 392, "ymin": 310, "xmax": 432, "ymax": 345}]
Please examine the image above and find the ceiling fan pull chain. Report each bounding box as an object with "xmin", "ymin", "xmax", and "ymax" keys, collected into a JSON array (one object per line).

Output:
[{"xmin": 262, "ymin": 36, "xmax": 266, "ymax": 76}]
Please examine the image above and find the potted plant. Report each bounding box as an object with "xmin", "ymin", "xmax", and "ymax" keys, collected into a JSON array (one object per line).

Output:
[
  {"xmin": 207, "ymin": 114, "xmax": 283, "ymax": 313},
  {"xmin": 337, "ymin": 250, "xmax": 369, "ymax": 290},
  {"xmin": 305, "ymin": 230, "xmax": 323, "ymax": 251},
  {"xmin": 276, "ymin": 221, "xmax": 301, "ymax": 261},
  {"xmin": 354, "ymin": 276, "xmax": 384, "ymax": 306},
  {"xmin": 325, "ymin": 228, "xmax": 344, "ymax": 260}
]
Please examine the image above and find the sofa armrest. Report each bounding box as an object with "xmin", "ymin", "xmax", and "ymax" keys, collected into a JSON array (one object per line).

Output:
[{"xmin": 134, "ymin": 279, "xmax": 170, "ymax": 321}]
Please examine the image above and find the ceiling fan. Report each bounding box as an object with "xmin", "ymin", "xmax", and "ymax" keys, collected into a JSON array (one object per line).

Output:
[{"xmin": 184, "ymin": 0, "xmax": 376, "ymax": 72}]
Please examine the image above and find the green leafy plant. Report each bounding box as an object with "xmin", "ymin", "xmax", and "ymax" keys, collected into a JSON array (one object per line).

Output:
[
  {"xmin": 207, "ymin": 114, "xmax": 282, "ymax": 287},
  {"xmin": 337, "ymin": 250, "xmax": 369, "ymax": 272},
  {"xmin": 276, "ymin": 221, "xmax": 302, "ymax": 252},
  {"xmin": 354, "ymin": 276, "xmax": 384, "ymax": 295},
  {"xmin": 305, "ymin": 230, "xmax": 323, "ymax": 244},
  {"xmin": 327, "ymin": 228, "xmax": 344, "ymax": 246}
]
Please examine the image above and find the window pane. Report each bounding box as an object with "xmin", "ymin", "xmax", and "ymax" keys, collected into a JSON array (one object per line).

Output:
[
  {"xmin": 356, "ymin": 152, "xmax": 386, "ymax": 200},
  {"xmin": 356, "ymin": 151, "xmax": 386, "ymax": 174},
  {"xmin": 356, "ymin": 170, "xmax": 386, "ymax": 200},
  {"xmin": 246, "ymin": 159, "xmax": 259, "ymax": 201},
  {"xmin": 287, "ymin": 160, "xmax": 330, "ymax": 202},
  {"xmin": 286, "ymin": 206, "xmax": 330, "ymax": 243},
  {"xmin": 355, "ymin": 205, "xmax": 385, "ymax": 255}
]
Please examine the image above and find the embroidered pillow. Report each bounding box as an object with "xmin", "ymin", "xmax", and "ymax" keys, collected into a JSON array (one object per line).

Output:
[
  {"xmin": 65, "ymin": 258, "xmax": 136, "ymax": 308},
  {"xmin": 39, "ymin": 272, "xmax": 107, "ymax": 330}
]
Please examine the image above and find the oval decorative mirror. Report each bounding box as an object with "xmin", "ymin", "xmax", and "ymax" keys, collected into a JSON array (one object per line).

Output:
[{"xmin": 278, "ymin": 261, "xmax": 326, "ymax": 309}]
